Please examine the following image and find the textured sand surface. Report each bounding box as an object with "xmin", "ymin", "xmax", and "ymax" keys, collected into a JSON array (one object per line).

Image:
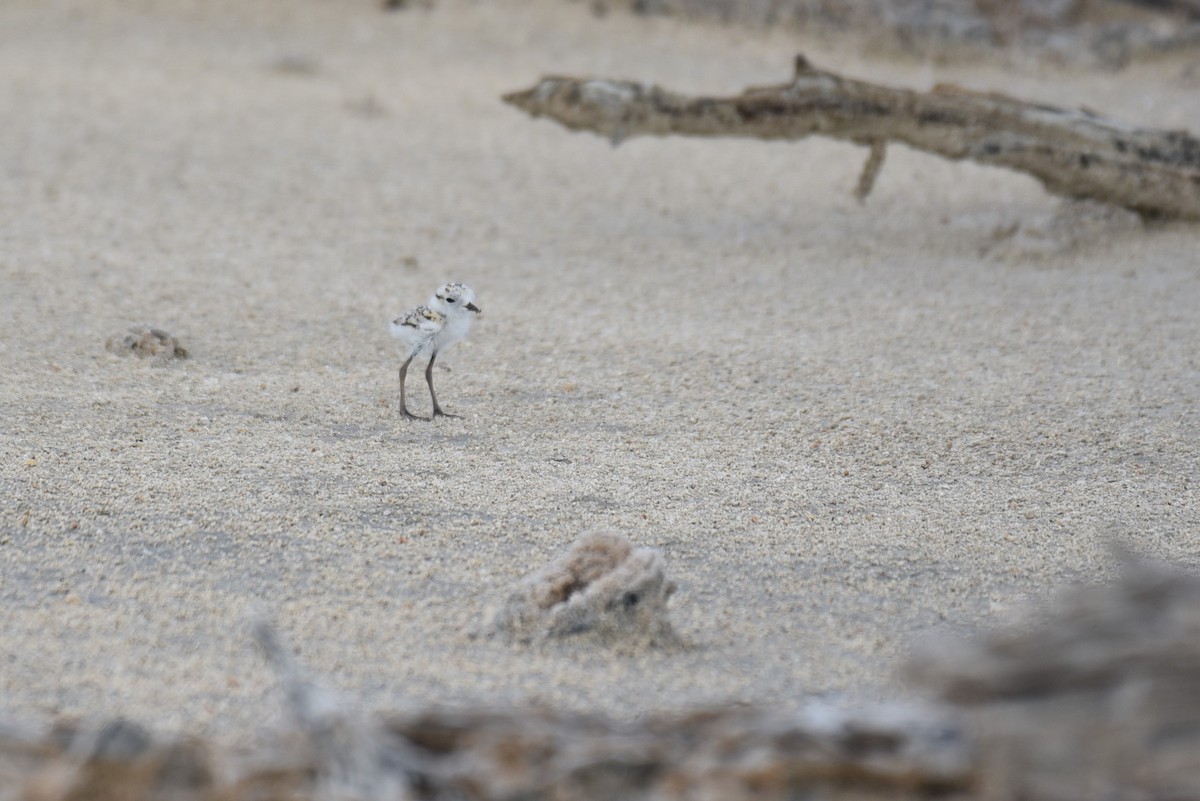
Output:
[{"xmin": 1, "ymin": 0, "xmax": 1198, "ymax": 741}]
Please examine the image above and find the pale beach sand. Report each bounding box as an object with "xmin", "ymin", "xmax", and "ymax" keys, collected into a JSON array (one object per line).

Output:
[{"xmin": 1, "ymin": 0, "xmax": 1198, "ymax": 741}]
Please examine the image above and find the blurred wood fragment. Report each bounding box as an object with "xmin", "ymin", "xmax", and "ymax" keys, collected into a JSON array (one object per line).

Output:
[{"xmin": 909, "ymin": 551, "xmax": 1200, "ymax": 801}]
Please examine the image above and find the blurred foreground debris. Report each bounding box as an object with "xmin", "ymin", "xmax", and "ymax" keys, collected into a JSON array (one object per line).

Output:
[
  {"xmin": 5, "ymin": 693, "xmax": 972, "ymax": 801},
  {"xmin": 908, "ymin": 550, "xmax": 1200, "ymax": 801},
  {"xmin": 504, "ymin": 56, "xmax": 1200, "ymax": 220},
  {"xmin": 5, "ymin": 553, "xmax": 1200, "ymax": 800}
]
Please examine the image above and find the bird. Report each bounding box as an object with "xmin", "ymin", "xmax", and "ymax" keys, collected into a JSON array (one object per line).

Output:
[{"xmin": 389, "ymin": 282, "xmax": 480, "ymax": 420}]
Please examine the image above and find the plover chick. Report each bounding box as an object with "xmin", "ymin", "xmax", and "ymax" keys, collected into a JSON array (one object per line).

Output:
[
  {"xmin": 389, "ymin": 282, "xmax": 480, "ymax": 420},
  {"xmin": 389, "ymin": 305, "xmax": 446, "ymax": 421}
]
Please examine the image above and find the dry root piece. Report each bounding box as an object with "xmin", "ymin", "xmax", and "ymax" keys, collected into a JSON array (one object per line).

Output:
[
  {"xmin": 486, "ymin": 532, "xmax": 681, "ymax": 647},
  {"xmin": 504, "ymin": 56, "xmax": 1200, "ymax": 219},
  {"xmin": 105, "ymin": 326, "xmax": 188, "ymax": 361}
]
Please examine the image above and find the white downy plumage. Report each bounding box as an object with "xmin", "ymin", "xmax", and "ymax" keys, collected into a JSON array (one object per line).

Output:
[{"xmin": 389, "ymin": 282, "xmax": 480, "ymax": 420}]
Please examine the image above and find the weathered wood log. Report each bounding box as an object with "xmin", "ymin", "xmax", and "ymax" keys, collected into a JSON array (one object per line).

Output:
[{"xmin": 503, "ymin": 55, "xmax": 1200, "ymax": 219}]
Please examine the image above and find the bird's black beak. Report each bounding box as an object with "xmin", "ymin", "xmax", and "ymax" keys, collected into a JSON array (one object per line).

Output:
[{"xmin": 466, "ymin": 302, "xmax": 481, "ymax": 313}]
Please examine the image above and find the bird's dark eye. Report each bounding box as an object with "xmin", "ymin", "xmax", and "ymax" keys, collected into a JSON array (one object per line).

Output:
[{"xmin": 446, "ymin": 297, "xmax": 456, "ymax": 303}]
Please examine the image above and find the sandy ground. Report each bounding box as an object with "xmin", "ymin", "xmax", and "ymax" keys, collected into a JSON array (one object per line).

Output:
[{"xmin": 1, "ymin": 0, "xmax": 1198, "ymax": 741}]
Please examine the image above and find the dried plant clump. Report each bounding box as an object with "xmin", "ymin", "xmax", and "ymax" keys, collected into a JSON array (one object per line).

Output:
[
  {"xmin": 486, "ymin": 532, "xmax": 681, "ymax": 647},
  {"xmin": 105, "ymin": 326, "xmax": 189, "ymax": 361}
]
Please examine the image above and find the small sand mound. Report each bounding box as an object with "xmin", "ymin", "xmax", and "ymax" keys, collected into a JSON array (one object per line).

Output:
[
  {"xmin": 487, "ymin": 532, "xmax": 680, "ymax": 647},
  {"xmin": 106, "ymin": 326, "xmax": 189, "ymax": 361},
  {"xmin": 980, "ymin": 199, "xmax": 1144, "ymax": 260}
]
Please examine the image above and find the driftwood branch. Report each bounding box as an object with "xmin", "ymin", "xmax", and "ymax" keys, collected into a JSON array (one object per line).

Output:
[{"xmin": 503, "ymin": 55, "xmax": 1200, "ymax": 219}]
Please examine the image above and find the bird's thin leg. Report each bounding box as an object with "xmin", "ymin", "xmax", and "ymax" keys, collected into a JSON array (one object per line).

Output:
[
  {"xmin": 399, "ymin": 356, "xmax": 429, "ymax": 421},
  {"xmin": 426, "ymin": 352, "xmax": 460, "ymax": 419}
]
